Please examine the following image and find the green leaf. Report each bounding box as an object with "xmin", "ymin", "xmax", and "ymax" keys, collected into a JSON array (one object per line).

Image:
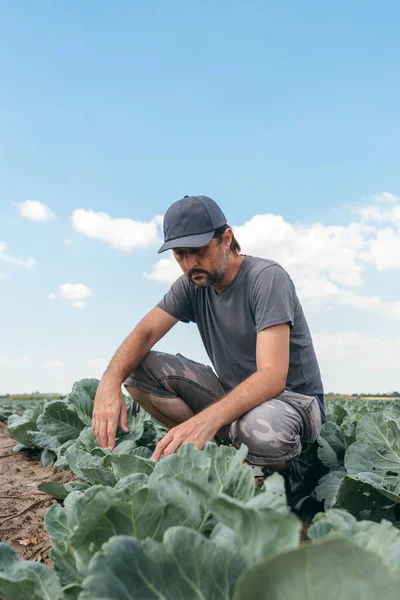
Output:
[
  {"xmin": 0, "ymin": 542, "xmax": 63, "ymax": 600},
  {"xmin": 62, "ymin": 583, "xmax": 82, "ymax": 600},
  {"xmin": 328, "ymin": 403, "xmax": 348, "ymax": 426},
  {"xmin": 71, "ymin": 378, "xmax": 99, "ymax": 401},
  {"xmin": 112, "ymin": 439, "xmax": 137, "ymax": 454},
  {"xmin": 203, "ymin": 443, "xmax": 254, "ymax": 501},
  {"xmin": 110, "ymin": 453, "xmax": 155, "ymax": 480},
  {"xmin": 317, "ymin": 437, "xmax": 340, "ymax": 469},
  {"xmin": 114, "ymin": 472, "xmax": 149, "ymax": 491},
  {"xmin": 38, "ymin": 481, "xmax": 90, "ymax": 500},
  {"xmin": 345, "ymin": 413, "xmax": 400, "ymax": 490},
  {"xmin": 135, "ymin": 419, "xmax": 158, "ymax": 448},
  {"xmin": 30, "ymin": 430, "xmax": 60, "ymax": 451},
  {"xmin": 13, "ymin": 443, "xmax": 29, "ymax": 453},
  {"xmin": 65, "ymin": 445, "xmax": 117, "ymax": 486},
  {"xmin": 41, "ymin": 448, "xmax": 56, "ymax": 467},
  {"xmin": 318, "ymin": 421, "xmax": 348, "ymax": 467},
  {"xmin": 332, "ymin": 474, "xmax": 400, "ymax": 518},
  {"xmin": 315, "ymin": 468, "xmax": 346, "ymax": 508},
  {"xmin": 46, "ymin": 478, "xmax": 207, "ymax": 584},
  {"xmin": 210, "ymin": 476, "xmax": 301, "ymax": 566},
  {"xmin": 233, "ymin": 538, "xmax": 400, "ymax": 600},
  {"xmin": 150, "ymin": 442, "xmax": 254, "ymax": 503},
  {"xmin": 75, "ymin": 427, "xmax": 98, "ymax": 452},
  {"xmin": 46, "ymin": 487, "xmax": 116, "ymax": 584},
  {"xmin": 111, "ymin": 481, "xmax": 205, "ymax": 540},
  {"xmin": 308, "ymin": 508, "xmax": 357, "ymax": 540},
  {"xmin": 309, "ymin": 509, "xmax": 400, "ymax": 574},
  {"xmin": 79, "ymin": 528, "xmax": 245, "ymax": 600},
  {"xmin": 7, "ymin": 407, "xmax": 42, "ymax": 447},
  {"xmin": 67, "ymin": 388, "xmax": 95, "ymax": 426},
  {"xmin": 247, "ymin": 472, "xmax": 289, "ymax": 513},
  {"xmin": 116, "ymin": 407, "xmax": 153, "ymax": 445},
  {"xmin": 54, "ymin": 439, "xmax": 76, "ymax": 469},
  {"xmin": 37, "ymin": 401, "xmax": 86, "ymax": 444}
]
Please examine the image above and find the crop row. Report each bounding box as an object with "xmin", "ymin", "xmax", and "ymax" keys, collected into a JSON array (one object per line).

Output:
[{"xmin": 1, "ymin": 380, "xmax": 400, "ymax": 599}]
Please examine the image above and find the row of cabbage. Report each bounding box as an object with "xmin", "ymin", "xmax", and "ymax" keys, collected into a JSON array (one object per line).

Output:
[
  {"xmin": 0, "ymin": 380, "xmax": 400, "ymax": 599},
  {"xmin": 313, "ymin": 399, "xmax": 400, "ymax": 522},
  {"xmin": 0, "ymin": 399, "xmax": 44, "ymax": 423}
]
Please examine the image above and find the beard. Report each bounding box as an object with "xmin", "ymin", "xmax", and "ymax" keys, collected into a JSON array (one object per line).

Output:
[
  {"xmin": 187, "ymin": 269, "xmax": 223, "ymax": 287},
  {"xmin": 186, "ymin": 254, "xmax": 228, "ymax": 288}
]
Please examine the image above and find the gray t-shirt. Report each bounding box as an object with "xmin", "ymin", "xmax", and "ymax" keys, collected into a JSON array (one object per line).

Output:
[{"xmin": 157, "ymin": 256, "xmax": 325, "ymax": 420}]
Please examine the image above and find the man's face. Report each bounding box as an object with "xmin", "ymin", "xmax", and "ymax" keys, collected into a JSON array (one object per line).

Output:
[{"xmin": 173, "ymin": 237, "xmax": 228, "ymax": 287}]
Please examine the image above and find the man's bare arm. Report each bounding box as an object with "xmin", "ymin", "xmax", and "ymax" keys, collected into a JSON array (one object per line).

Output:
[
  {"xmin": 202, "ymin": 322, "xmax": 290, "ymax": 428},
  {"xmin": 93, "ymin": 307, "xmax": 178, "ymax": 449}
]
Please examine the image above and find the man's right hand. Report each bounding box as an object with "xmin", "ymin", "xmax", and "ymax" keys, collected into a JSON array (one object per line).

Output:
[{"xmin": 92, "ymin": 381, "xmax": 129, "ymax": 450}]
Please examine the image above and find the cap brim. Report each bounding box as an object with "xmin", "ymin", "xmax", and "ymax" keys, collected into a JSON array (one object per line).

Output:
[{"xmin": 158, "ymin": 230, "xmax": 215, "ymax": 254}]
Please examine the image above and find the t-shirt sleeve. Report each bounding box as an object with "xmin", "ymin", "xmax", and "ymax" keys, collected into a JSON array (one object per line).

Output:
[
  {"xmin": 156, "ymin": 275, "xmax": 195, "ymax": 324},
  {"xmin": 252, "ymin": 265, "xmax": 295, "ymax": 333}
]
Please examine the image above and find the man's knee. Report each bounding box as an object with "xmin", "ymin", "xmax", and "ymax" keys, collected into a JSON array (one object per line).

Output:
[{"xmin": 230, "ymin": 405, "xmax": 302, "ymax": 467}]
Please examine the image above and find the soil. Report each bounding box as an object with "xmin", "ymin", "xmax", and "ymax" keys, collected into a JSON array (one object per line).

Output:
[{"xmin": 0, "ymin": 422, "xmax": 78, "ymax": 564}]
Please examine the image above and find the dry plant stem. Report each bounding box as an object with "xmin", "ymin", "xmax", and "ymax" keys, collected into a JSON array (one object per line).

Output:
[
  {"xmin": 32, "ymin": 545, "xmax": 52, "ymax": 562},
  {"xmin": 0, "ymin": 493, "xmax": 46, "ymax": 499},
  {"xmin": 0, "ymin": 499, "xmax": 48, "ymax": 526},
  {"xmin": 26, "ymin": 543, "xmax": 45, "ymax": 561}
]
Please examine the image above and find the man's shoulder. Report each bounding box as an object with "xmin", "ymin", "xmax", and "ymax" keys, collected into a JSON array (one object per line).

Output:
[{"xmin": 243, "ymin": 256, "xmax": 289, "ymax": 278}]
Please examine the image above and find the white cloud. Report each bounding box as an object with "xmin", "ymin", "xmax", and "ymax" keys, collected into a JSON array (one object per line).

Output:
[
  {"xmin": 0, "ymin": 273, "xmax": 8, "ymax": 279},
  {"xmin": 1, "ymin": 356, "xmax": 30, "ymax": 365},
  {"xmin": 360, "ymin": 227, "xmax": 400, "ymax": 270},
  {"xmin": 15, "ymin": 200, "xmax": 56, "ymax": 221},
  {"xmin": 152, "ymin": 214, "xmax": 164, "ymax": 227},
  {"xmin": 383, "ymin": 301, "xmax": 400, "ymax": 319},
  {"xmin": 72, "ymin": 209, "xmax": 161, "ymax": 252},
  {"xmin": 10, "ymin": 356, "xmax": 30, "ymax": 364},
  {"xmin": 59, "ymin": 283, "xmax": 92, "ymax": 301},
  {"xmin": 234, "ymin": 216, "xmax": 393, "ymax": 315},
  {"xmin": 313, "ymin": 331, "xmax": 400, "ymax": 394},
  {"xmin": 44, "ymin": 360, "xmax": 63, "ymax": 368},
  {"xmin": 73, "ymin": 301, "xmax": 86, "ymax": 309},
  {"xmin": 0, "ymin": 242, "xmax": 35, "ymax": 268},
  {"xmin": 359, "ymin": 194, "xmax": 400, "ymax": 270},
  {"xmin": 360, "ymin": 204, "xmax": 400, "ymax": 226},
  {"xmin": 49, "ymin": 284, "xmax": 92, "ymax": 308},
  {"xmin": 64, "ymin": 239, "xmax": 72, "ymax": 246},
  {"xmin": 144, "ymin": 257, "xmax": 181, "ymax": 282},
  {"xmin": 235, "ymin": 216, "xmax": 369, "ymax": 287},
  {"xmin": 373, "ymin": 192, "xmax": 398, "ymax": 204}
]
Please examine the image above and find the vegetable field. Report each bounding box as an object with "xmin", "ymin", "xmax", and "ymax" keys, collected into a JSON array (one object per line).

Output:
[{"xmin": 1, "ymin": 380, "xmax": 400, "ymax": 600}]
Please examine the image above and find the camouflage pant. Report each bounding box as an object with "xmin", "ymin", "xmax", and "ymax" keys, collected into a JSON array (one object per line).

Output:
[{"xmin": 124, "ymin": 351, "xmax": 322, "ymax": 467}]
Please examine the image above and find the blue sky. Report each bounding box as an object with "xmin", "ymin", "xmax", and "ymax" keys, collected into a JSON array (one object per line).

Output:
[{"xmin": 1, "ymin": 1, "xmax": 399, "ymax": 394}]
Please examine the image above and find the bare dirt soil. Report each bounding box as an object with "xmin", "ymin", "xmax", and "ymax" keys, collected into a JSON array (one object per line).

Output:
[{"xmin": 0, "ymin": 422, "xmax": 77, "ymax": 564}]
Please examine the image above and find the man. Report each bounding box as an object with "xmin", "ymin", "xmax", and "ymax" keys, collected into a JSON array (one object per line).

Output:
[{"xmin": 92, "ymin": 195, "xmax": 324, "ymax": 476}]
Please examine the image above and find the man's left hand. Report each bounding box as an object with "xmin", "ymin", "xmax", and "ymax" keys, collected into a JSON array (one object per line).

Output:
[{"xmin": 151, "ymin": 415, "xmax": 218, "ymax": 462}]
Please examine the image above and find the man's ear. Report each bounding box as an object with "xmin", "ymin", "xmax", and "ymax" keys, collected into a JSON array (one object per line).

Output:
[{"xmin": 223, "ymin": 228, "xmax": 233, "ymax": 248}]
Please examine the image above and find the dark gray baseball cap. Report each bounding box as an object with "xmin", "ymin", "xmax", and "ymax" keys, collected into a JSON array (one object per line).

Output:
[{"xmin": 158, "ymin": 195, "xmax": 227, "ymax": 253}]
